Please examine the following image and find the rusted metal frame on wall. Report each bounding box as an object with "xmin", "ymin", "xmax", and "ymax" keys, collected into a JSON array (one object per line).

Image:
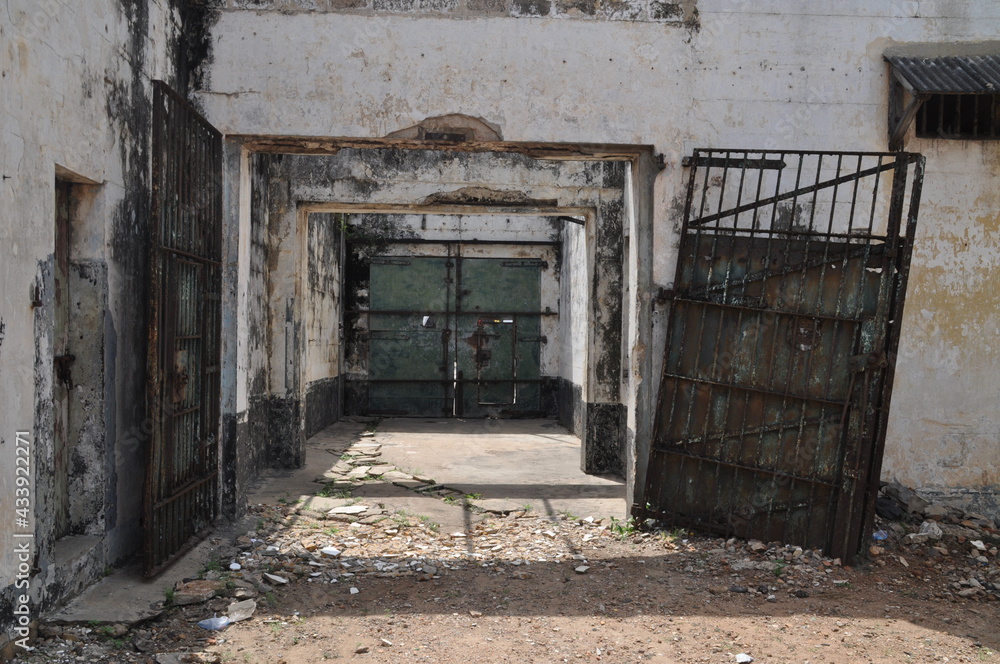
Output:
[
  {"xmin": 635, "ymin": 149, "xmax": 923, "ymax": 563},
  {"xmin": 146, "ymin": 81, "xmax": 223, "ymax": 577}
]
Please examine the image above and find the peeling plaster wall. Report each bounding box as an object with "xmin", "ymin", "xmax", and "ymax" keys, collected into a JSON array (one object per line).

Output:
[
  {"xmin": 304, "ymin": 212, "xmax": 342, "ymax": 437},
  {"xmin": 881, "ymin": 140, "xmax": 1000, "ymax": 515},
  {"xmin": 0, "ymin": 0, "xmax": 197, "ymax": 648},
  {"xmin": 197, "ymin": 0, "xmax": 1000, "ymax": 513}
]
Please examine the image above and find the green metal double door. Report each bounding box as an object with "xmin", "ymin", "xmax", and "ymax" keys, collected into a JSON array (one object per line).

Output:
[{"xmin": 367, "ymin": 255, "xmax": 543, "ymax": 417}]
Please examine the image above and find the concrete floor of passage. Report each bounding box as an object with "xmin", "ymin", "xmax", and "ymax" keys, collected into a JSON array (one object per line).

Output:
[{"xmin": 354, "ymin": 417, "xmax": 627, "ymax": 521}]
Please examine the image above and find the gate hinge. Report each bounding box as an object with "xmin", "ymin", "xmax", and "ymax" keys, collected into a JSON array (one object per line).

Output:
[{"xmin": 654, "ymin": 287, "xmax": 675, "ymax": 305}]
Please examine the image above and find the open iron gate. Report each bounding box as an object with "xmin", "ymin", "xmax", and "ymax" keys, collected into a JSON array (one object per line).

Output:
[
  {"xmin": 145, "ymin": 81, "xmax": 223, "ymax": 576},
  {"xmin": 635, "ymin": 149, "xmax": 924, "ymax": 563}
]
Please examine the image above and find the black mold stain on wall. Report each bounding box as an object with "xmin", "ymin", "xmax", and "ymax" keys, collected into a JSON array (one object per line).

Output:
[
  {"xmin": 104, "ymin": 0, "xmax": 155, "ymax": 566},
  {"xmin": 179, "ymin": 3, "xmax": 220, "ymax": 93},
  {"xmin": 306, "ymin": 377, "xmax": 342, "ymax": 437},
  {"xmin": 585, "ymin": 402, "xmax": 625, "ymax": 476}
]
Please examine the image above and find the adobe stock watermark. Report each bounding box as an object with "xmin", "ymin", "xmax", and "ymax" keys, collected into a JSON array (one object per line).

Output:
[{"xmin": 10, "ymin": 430, "xmax": 34, "ymax": 653}]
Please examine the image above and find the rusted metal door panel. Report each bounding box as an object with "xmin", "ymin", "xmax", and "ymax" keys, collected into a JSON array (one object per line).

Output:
[
  {"xmin": 456, "ymin": 259, "xmax": 542, "ymax": 417},
  {"xmin": 636, "ymin": 150, "xmax": 924, "ymax": 563},
  {"xmin": 145, "ymin": 81, "xmax": 223, "ymax": 577},
  {"xmin": 369, "ymin": 257, "xmax": 454, "ymax": 416},
  {"xmin": 363, "ymin": 253, "xmax": 543, "ymax": 417}
]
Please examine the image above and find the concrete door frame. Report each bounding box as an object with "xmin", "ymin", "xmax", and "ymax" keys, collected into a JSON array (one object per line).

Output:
[{"xmin": 221, "ymin": 138, "xmax": 658, "ymax": 514}]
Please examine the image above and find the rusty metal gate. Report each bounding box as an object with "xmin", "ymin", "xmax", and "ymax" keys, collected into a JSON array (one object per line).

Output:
[
  {"xmin": 635, "ymin": 149, "xmax": 924, "ymax": 563},
  {"xmin": 145, "ymin": 81, "xmax": 223, "ymax": 576}
]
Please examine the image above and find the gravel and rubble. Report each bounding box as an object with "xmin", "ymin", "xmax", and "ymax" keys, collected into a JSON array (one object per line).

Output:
[{"xmin": 15, "ymin": 454, "xmax": 1000, "ymax": 663}]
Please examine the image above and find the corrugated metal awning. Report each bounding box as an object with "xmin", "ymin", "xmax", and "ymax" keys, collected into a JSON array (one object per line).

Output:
[{"xmin": 884, "ymin": 41, "xmax": 1000, "ymax": 94}]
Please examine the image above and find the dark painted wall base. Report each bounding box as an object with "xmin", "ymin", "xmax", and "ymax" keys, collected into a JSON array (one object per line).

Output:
[
  {"xmin": 269, "ymin": 395, "xmax": 303, "ymax": 469},
  {"xmin": 306, "ymin": 376, "xmax": 342, "ymax": 438},
  {"xmin": 583, "ymin": 402, "xmax": 625, "ymax": 477}
]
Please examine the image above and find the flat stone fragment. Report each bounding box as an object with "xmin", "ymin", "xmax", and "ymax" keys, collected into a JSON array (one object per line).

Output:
[
  {"xmin": 348, "ymin": 466, "xmax": 372, "ymax": 478},
  {"xmin": 329, "ymin": 505, "xmax": 368, "ymax": 515},
  {"xmin": 300, "ymin": 496, "xmax": 356, "ymax": 512},
  {"xmin": 263, "ymin": 573, "xmax": 289, "ymax": 585},
  {"xmin": 172, "ymin": 580, "xmax": 226, "ymax": 606},
  {"xmin": 368, "ymin": 465, "xmax": 396, "ymax": 476},
  {"xmin": 227, "ymin": 599, "xmax": 257, "ymax": 622}
]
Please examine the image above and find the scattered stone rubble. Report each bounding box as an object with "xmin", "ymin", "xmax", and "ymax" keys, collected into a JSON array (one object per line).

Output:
[
  {"xmin": 868, "ymin": 482, "xmax": 1000, "ymax": 601},
  {"xmin": 15, "ymin": 455, "xmax": 998, "ymax": 662}
]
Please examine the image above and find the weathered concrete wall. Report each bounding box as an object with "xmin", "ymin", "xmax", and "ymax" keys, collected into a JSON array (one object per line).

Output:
[
  {"xmin": 0, "ymin": 0, "xmax": 202, "ymax": 652},
  {"xmin": 558, "ymin": 220, "xmax": 588, "ymax": 437},
  {"xmin": 881, "ymin": 140, "xmax": 1000, "ymax": 515},
  {"xmin": 304, "ymin": 212, "xmax": 343, "ymax": 436},
  {"xmin": 196, "ymin": 1, "xmax": 1000, "ymax": 513}
]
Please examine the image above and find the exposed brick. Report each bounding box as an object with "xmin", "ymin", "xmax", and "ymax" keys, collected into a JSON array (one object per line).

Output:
[
  {"xmin": 648, "ymin": 0, "xmax": 684, "ymax": 21},
  {"xmin": 467, "ymin": 0, "xmax": 507, "ymax": 14},
  {"xmin": 510, "ymin": 0, "xmax": 551, "ymax": 17},
  {"xmin": 554, "ymin": 0, "xmax": 596, "ymax": 17},
  {"xmin": 596, "ymin": 0, "xmax": 645, "ymax": 21}
]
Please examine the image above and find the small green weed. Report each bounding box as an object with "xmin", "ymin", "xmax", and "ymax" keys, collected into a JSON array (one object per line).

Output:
[
  {"xmin": 609, "ymin": 516, "xmax": 638, "ymax": 539},
  {"xmin": 773, "ymin": 561, "xmax": 786, "ymax": 577}
]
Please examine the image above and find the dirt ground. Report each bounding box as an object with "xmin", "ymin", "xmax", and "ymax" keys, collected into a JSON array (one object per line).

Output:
[
  {"xmin": 20, "ymin": 500, "xmax": 1000, "ymax": 664},
  {"xmin": 17, "ymin": 421, "xmax": 1000, "ymax": 664}
]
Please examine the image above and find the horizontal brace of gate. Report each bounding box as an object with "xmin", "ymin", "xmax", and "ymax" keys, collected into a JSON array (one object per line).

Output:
[
  {"xmin": 689, "ymin": 160, "xmax": 900, "ymax": 228},
  {"xmin": 362, "ymin": 238, "xmax": 561, "ymax": 247},
  {"xmin": 688, "ymin": 227, "xmax": 890, "ymax": 241},
  {"xmin": 355, "ymin": 309, "xmax": 555, "ymax": 316},
  {"xmin": 151, "ymin": 473, "xmax": 215, "ymax": 511},
  {"xmin": 683, "ymin": 156, "xmax": 787, "ymax": 170},
  {"xmin": 660, "ymin": 372, "xmax": 848, "ymax": 408},
  {"xmin": 687, "ymin": 245, "xmax": 886, "ymax": 297},
  {"xmin": 364, "ymin": 379, "xmax": 547, "ymax": 384},
  {"xmin": 657, "ymin": 412, "xmax": 844, "ymax": 449},
  {"xmin": 648, "ymin": 447, "xmax": 839, "ymax": 489},
  {"xmin": 175, "ymin": 335, "xmax": 204, "ymax": 341},
  {"xmin": 160, "ymin": 245, "xmax": 222, "ymax": 266},
  {"xmin": 670, "ymin": 297, "xmax": 865, "ymax": 324}
]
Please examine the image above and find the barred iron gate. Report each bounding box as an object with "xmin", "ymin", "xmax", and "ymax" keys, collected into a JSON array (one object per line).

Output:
[
  {"xmin": 145, "ymin": 81, "xmax": 223, "ymax": 576},
  {"xmin": 635, "ymin": 149, "xmax": 923, "ymax": 563}
]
